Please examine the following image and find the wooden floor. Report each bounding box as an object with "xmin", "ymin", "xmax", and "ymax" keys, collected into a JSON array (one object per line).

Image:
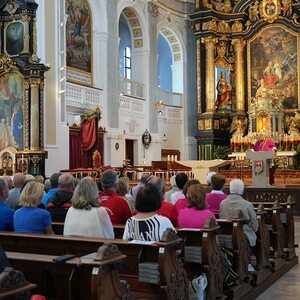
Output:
[{"xmin": 257, "ymin": 216, "xmax": 300, "ymax": 300}]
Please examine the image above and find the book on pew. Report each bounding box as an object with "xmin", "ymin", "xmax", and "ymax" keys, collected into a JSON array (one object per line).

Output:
[
  {"xmin": 139, "ymin": 262, "xmax": 160, "ymax": 284},
  {"xmin": 129, "ymin": 240, "xmax": 155, "ymax": 245}
]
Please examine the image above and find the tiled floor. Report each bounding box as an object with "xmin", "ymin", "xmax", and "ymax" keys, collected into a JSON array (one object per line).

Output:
[{"xmin": 256, "ymin": 217, "xmax": 300, "ymax": 299}]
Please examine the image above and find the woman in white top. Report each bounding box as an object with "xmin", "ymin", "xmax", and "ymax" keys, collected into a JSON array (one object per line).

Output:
[
  {"xmin": 64, "ymin": 177, "xmax": 114, "ymax": 239},
  {"xmin": 123, "ymin": 184, "xmax": 174, "ymax": 241}
]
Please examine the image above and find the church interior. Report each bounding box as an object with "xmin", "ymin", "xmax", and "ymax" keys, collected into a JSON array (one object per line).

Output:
[{"xmin": 0, "ymin": 0, "xmax": 300, "ymax": 299}]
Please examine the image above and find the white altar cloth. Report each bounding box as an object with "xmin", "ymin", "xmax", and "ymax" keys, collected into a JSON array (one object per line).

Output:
[{"xmin": 179, "ymin": 160, "xmax": 233, "ymax": 184}]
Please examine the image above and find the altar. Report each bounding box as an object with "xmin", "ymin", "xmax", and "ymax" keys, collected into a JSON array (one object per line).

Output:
[
  {"xmin": 179, "ymin": 160, "xmax": 233, "ymax": 184},
  {"xmin": 228, "ymin": 151, "xmax": 298, "ymax": 169}
]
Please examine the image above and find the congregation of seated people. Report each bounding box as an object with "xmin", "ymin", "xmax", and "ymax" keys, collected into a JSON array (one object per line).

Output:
[{"xmin": 0, "ymin": 170, "xmax": 259, "ymax": 272}]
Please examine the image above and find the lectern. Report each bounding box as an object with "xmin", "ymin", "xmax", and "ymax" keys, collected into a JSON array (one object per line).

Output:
[{"xmin": 246, "ymin": 150, "xmax": 276, "ymax": 188}]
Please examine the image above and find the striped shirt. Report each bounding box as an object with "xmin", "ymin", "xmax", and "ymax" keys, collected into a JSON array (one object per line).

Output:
[{"xmin": 123, "ymin": 214, "xmax": 174, "ymax": 242}]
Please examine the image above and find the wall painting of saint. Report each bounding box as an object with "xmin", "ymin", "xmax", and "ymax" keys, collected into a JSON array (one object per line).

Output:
[
  {"xmin": 0, "ymin": 72, "xmax": 24, "ymax": 151},
  {"xmin": 66, "ymin": 0, "xmax": 92, "ymax": 86}
]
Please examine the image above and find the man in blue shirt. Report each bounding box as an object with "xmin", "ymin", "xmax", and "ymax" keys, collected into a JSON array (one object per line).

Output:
[
  {"xmin": 41, "ymin": 172, "xmax": 61, "ymax": 206},
  {"xmin": 0, "ymin": 178, "xmax": 14, "ymax": 231}
]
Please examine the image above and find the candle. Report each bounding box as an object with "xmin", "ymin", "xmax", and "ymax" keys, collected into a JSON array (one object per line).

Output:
[
  {"xmin": 171, "ymin": 155, "xmax": 174, "ymax": 162},
  {"xmin": 167, "ymin": 155, "xmax": 170, "ymax": 161},
  {"xmin": 175, "ymin": 155, "xmax": 177, "ymax": 161}
]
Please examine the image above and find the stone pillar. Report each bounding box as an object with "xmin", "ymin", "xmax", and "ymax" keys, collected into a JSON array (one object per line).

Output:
[
  {"xmin": 202, "ymin": 37, "xmax": 217, "ymax": 112},
  {"xmin": 232, "ymin": 39, "xmax": 246, "ymax": 112},
  {"xmin": 30, "ymin": 79, "xmax": 40, "ymax": 151}
]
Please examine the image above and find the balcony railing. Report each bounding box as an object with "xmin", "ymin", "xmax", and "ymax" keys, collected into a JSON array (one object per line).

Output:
[
  {"xmin": 66, "ymin": 82, "xmax": 103, "ymax": 110},
  {"xmin": 157, "ymin": 88, "xmax": 182, "ymax": 107},
  {"xmin": 119, "ymin": 78, "xmax": 145, "ymax": 99}
]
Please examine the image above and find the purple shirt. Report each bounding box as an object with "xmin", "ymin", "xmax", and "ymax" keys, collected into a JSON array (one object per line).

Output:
[
  {"xmin": 178, "ymin": 207, "xmax": 216, "ymax": 229},
  {"xmin": 253, "ymin": 138, "xmax": 276, "ymax": 151},
  {"xmin": 206, "ymin": 193, "xmax": 227, "ymax": 213}
]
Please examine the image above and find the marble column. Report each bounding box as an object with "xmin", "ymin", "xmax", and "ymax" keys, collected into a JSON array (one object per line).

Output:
[
  {"xmin": 232, "ymin": 39, "xmax": 246, "ymax": 112},
  {"xmin": 202, "ymin": 37, "xmax": 217, "ymax": 112},
  {"xmin": 30, "ymin": 79, "xmax": 40, "ymax": 151}
]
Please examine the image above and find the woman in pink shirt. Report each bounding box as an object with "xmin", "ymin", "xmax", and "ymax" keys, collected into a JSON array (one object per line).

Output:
[
  {"xmin": 206, "ymin": 174, "xmax": 227, "ymax": 213},
  {"xmin": 175, "ymin": 179, "xmax": 200, "ymax": 213},
  {"xmin": 177, "ymin": 184, "xmax": 215, "ymax": 229}
]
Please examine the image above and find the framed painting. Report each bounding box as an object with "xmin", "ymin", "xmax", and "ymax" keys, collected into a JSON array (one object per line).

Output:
[
  {"xmin": 66, "ymin": 0, "xmax": 92, "ymax": 86},
  {"xmin": 4, "ymin": 21, "xmax": 24, "ymax": 56},
  {"xmin": 0, "ymin": 72, "xmax": 24, "ymax": 151},
  {"xmin": 248, "ymin": 25, "xmax": 299, "ymax": 110}
]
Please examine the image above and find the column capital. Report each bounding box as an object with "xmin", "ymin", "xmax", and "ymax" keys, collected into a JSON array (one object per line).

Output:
[
  {"xmin": 232, "ymin": 39, "xmax": 246, "ymax": 50},
  {"xmin": 201, "ymin": 37, "xmax": 218, "ymax": 47}
]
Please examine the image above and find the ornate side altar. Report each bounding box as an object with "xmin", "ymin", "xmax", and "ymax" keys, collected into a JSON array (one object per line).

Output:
[
  {"xmin": 0, "ymin": 0, "xmax": 49, "ymax": 176},
  {"xmin": 190, "ymin": 0, "xmax": 300, "ymax": 166}
]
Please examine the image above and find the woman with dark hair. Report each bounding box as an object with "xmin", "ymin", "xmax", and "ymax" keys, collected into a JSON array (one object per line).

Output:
[
  {"xmin": 123, "ymin": 184, "xmax": 174, "ymax": 241},
  {"xmin": 177, "ymin": 184, "xmax": 215, "ymax": 229},
  {"xmin": 206, "ymin": 174, "xmax": 227, "ymax": 213}
]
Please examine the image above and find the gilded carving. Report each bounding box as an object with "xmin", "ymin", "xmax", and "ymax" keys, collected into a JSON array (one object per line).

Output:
[
  {"xmin": 232, "ymin": 20, "xmax": 243, "ymax": 33},
  {"xmin": 203, "ymin": 0, "xmax": 212, "ymax": 9},
  {"xmin": 259, "ymin": 0, "xmax": 282, "ymax": 23},
  {"xmin": 197, "ymin": 39, "xmax": 202, "ymax": 113},
  {"xmin": 281, "ymin": 0, "xmax": 293, "ymax": 16},
  {"xmin": 0, "ymin": 55, "xmax": 17, "ymax": 74},
  {"xmin": 216, "ymin": 41, "xmax": 227, "ymax": 58},
  {"xmin": 249, "ymin": 0, "xmax": 260, "ymax": 22},
  {"xmin": 203, "ymin": 19, "xmax": 217, "ymax": 31},
  {"xmin": 217, "ymin": 20, "xmax": 231, "ymax": 33}
]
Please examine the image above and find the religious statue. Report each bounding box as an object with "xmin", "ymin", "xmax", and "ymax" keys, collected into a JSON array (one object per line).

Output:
[
  {"xmin": 249, "ymin": 1, "xmax": 260, "ymax": 22},
  {"xmin": 281, "ymin": 0, "xmax": 292, "ymax": 16},
  {"xmin": 230, "ymin": 116, "xmax": 248, "ymax": 136},
  {"xmin": 215, "ymin": 70, "xmax": 232, "ymax": 109}
]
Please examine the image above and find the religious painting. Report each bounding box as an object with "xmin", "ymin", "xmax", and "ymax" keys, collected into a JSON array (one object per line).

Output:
[
  {"xmin": 5, "ymin": 21, "xmax": 24, "ymax": 56},
  {"xmin": 0, "ymin": 72, "xmax": 24, "ymax": 151},
  {"xmin": 66, "ymin": 0, "xmax": 92, "ymax": 86},
  {"xmin": 248, "ymin": 26, "xmax": 299, "ymax": 110}
]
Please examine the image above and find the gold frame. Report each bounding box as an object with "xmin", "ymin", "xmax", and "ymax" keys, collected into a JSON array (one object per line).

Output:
[
  {"xmin": 259, "ymin": 0, "xmax": 281, "ymax": 23},
  {"xmin": 247, "ymin": 24, "xmax": 300, "ymax": 110}
]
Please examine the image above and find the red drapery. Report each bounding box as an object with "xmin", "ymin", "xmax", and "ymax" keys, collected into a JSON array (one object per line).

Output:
[
  {"xmin": 81, "ymin": 118, "xmax": 97, "ymax": 151},
  {"xmin": 69, "ymin": 117, "xmax": 105, "ymax": 169},
  {"xmin": 69, "ymin": 129, "xmax": 81, "ymax": 169}
]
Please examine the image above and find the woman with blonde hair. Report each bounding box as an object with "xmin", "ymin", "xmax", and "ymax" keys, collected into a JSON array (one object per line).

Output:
[
  {"xmin": 14, "ymin": 181, "xmax": 52, "ymax": 234},
  {"xmin": 64, "ymin": 177, "xmax": 114, "ymax": 238}
]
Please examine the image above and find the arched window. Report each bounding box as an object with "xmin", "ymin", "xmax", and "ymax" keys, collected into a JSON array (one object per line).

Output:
[
  {"xmin": 158, "ymin": 33, "xmax": 172, "ymax": 92},
  {"xmin": 119, "ymin": 15, "xmax": 131, "ymax": 79}
]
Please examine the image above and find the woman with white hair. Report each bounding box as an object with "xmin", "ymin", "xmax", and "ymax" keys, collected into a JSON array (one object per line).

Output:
[
  {"xmin": 219, "ymin": 179, "xmax": 258, "ymax": 272},
  {"xmin": 64, "ymin": 177, "xmax": 114, "ymax": 238}
]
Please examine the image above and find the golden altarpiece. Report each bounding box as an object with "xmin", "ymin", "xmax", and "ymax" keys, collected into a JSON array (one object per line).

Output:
[
  {"xmin": 0, "ymin": 0, "xmax": 49, "ymax": 176},
  {"xmin": 191, "ymin": 0, "xmax": 300, "ymax": 161}
]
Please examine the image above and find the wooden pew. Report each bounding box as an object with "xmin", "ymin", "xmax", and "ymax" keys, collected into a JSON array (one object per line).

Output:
[
  {"xmin": 0, "ymin": 230, "xmax": 189, "ymax": 300},
  {"xmin": 217, "ymin": 211, "xmax": 252, "ymax": 299},
  {"xmin": 177, "ymin": 219, "xmax": 226, "ymax": 300},
  {"xmin": 5, "ymin": 243, "xmax": 135, "ymax": 300},
  {"xmin": 252, "ymin": 204, "xmax": 271, "ymax": 285},
  {"xmin": 252, "ymin": 198, "xmax": 296, "ymax": 261},
  {"xmin": 52, "ymin": 221, "xmax": 64, "ymax": 235}
]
